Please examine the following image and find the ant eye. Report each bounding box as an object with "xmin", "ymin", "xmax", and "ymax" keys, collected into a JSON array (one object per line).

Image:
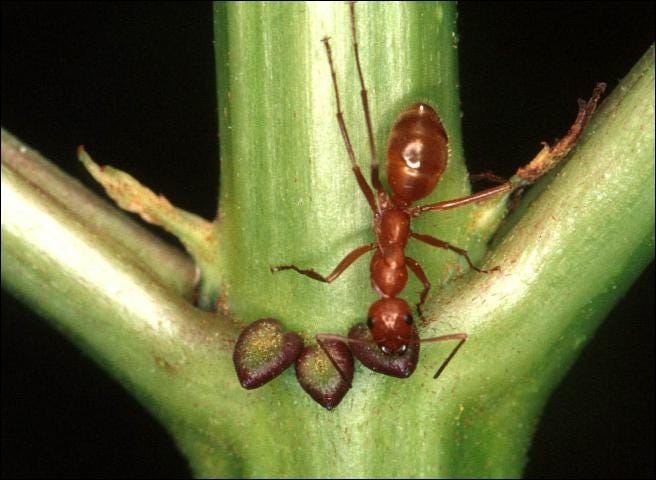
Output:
[
  {"xmin": 366, "ymin": 317, "xmax": 374, "ymax": 329},
  {"xmin": 404, "ymin": 314, "xmax": 413, "ymax": 325}
]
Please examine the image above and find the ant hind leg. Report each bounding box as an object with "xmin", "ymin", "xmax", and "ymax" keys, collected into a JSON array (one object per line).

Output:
[{"xmin": 469, "ymin": 171, "xmax": 507, "ymax": 185}]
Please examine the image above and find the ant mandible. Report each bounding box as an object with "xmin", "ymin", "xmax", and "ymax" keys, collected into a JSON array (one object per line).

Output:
[{"xmin": 272, "ymin": 2, "xmax": 512, "ymax": 380}]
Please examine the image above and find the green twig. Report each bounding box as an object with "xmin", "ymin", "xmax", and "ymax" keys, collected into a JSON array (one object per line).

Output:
[{"xmin": 1, "ymin": 2, "xmax": 653, "ymax": 477}]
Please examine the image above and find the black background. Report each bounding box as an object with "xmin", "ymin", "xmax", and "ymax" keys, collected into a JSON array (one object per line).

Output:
[{"xmin": 2, "ymin": 2, "xmax": 654, "ymax": 478}]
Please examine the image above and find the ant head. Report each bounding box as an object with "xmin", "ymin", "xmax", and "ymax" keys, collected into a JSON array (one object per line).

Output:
[{"xmin": 367, "ymin": 297, "xmax": 414, "ymax": 355}]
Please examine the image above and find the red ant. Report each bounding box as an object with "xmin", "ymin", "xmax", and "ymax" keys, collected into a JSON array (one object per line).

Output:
[{"xmin": 271, "ymin": 3, "xmax": 512, "ymax": 381}]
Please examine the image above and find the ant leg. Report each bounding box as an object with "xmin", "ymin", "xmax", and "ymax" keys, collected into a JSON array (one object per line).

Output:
[
  {"xmin": 348, "ymin": 1, "xmax": 384, "ymax": 195},
  {"xmin": 322, "ymin": 37, "xmax": 378, "ymax": 214},
  {"xmin": 468, "ymin": 172, "xmax": 524, "ymax": 209},
  {"xmin": 411, "ymin": 232, "xmax": 498, "ymax": 273},
  {"xmin": 409, "ymin": 182, "xmax": 512, "ymax": 217},
  {"xmin": 271, "ymin": 242, "xmax": 376, "ymax": 283},
  {"xmin": 421, "ymin": 333, "xmax": 468, "ymax": 379},
  {"xmin": 469, "ymin": 171, "xmax": 507, "ymax": 185},
  {"xmin": 405, "ymin": 257, "xmax": 431, "ymax": 320}
]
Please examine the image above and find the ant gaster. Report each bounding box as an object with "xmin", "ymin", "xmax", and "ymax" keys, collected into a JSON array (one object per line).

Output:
[{"xmin": 272, "ymin": 3, "xmax": 512, "ymax": 379}]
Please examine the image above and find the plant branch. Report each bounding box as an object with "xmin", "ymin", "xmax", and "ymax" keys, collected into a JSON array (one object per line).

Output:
[
  {"xmin": 1, "ymin": 1, "xmax": 653, "ymax": 476},
  {"xmin": 2, "ymin": 130, "xmax": 197, "ymax": 298},
  {"xmin": 77, "ymin": 146, "xmax": 220, "ymax": 305}
]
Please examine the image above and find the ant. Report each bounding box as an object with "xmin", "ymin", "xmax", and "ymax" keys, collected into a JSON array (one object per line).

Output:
[{"xmin": 271, "ymin": 2, "xmax": 512, "ymax": 381}]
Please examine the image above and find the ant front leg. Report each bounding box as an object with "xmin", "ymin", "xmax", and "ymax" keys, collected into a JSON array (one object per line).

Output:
[
  {"xmin": 404, "ymin": 259, "xmax": 469, "ymax": 379},
  {"xmin": 411, "ymin": 232, "xmax": 499, "ymax": 273},
  {"xmin": 271, "ymin": 242, "xmax": 376, "ymax": 283},
  {"xmin": 405, "ymin": 257, "xmax": 431, "ymax": 321}
]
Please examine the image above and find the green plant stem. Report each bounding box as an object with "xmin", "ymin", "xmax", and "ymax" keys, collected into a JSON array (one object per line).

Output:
[
  {"xmin": 1, "ymin": 2, "xmax": 653, "ymax": 477},
  {"xmin": 1, "ymin": 131, "xmax": 197, "ymax": 299},
  {"xmin": 214, "ymin": 2, "xmax": 474, "ymax": 338}
]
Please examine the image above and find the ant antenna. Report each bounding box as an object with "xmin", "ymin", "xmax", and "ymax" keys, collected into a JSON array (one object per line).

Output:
[{"xmin": 417, "ymin": 333, "xmax": 468, "ymax": 379}]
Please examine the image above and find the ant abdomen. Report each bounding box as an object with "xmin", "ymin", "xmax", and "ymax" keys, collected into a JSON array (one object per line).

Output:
[{"xmin": 386, "ymin": 103, "xmax": 448, "ymax": 206}]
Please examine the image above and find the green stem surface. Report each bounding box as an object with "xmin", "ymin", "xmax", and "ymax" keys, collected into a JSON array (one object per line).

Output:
[{"xmin": 1, "ymin": 2, "xmax": 653, "ymax": 477}]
